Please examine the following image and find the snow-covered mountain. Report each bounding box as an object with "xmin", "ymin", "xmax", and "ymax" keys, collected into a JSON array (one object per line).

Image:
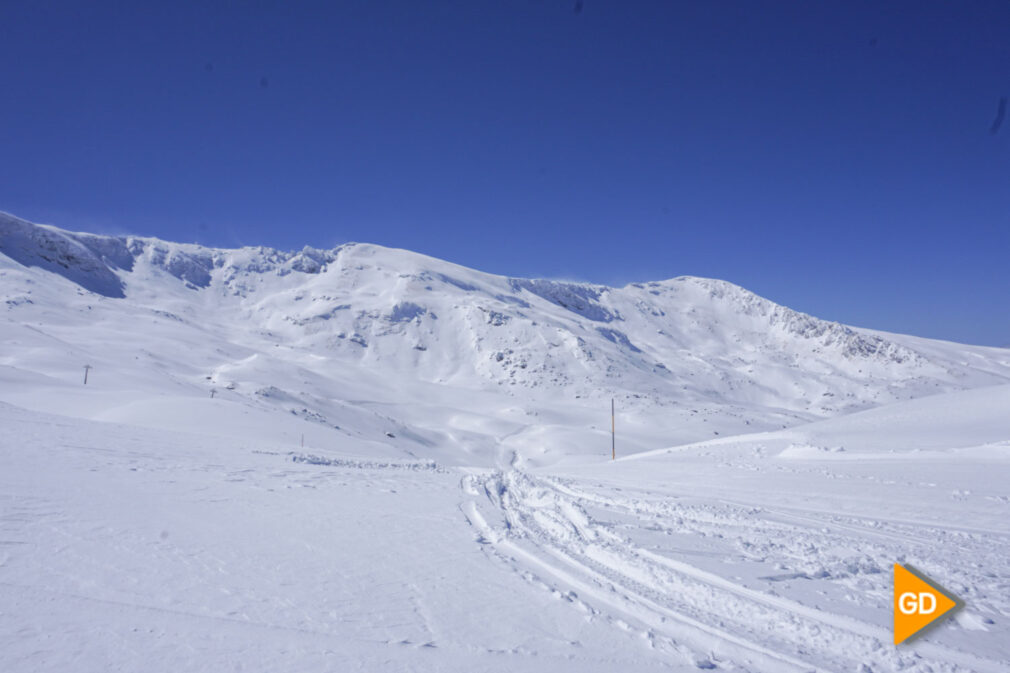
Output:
[
  {"xmin": 4, "ymin": 210, "xmax": 1010, "ymax": 672},
  {"xmin": 2, "ymin": 210, "xmax": 1009, "ymax": 464}
]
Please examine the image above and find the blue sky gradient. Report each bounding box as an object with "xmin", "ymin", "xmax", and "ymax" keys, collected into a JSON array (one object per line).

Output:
[{"xmin": 1, "ymin": 1, "xmax": 1008, "ymax": 344}]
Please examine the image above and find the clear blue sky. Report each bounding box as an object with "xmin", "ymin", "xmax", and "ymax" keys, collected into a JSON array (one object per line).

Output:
[{"xmin": 1, "ymin": 1, "xmax": 1008, "ymax": 345}]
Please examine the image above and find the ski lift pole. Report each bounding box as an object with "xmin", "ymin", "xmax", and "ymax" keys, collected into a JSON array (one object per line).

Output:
[{"xmin": 83, "ymin": 364, "xmax": 92, "ymax": 385}]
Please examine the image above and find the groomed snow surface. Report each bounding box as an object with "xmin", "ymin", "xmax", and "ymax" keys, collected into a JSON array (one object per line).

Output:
[{"xmin": 2, "ymin": 212, "xmax": 1009, "ymax": 671}]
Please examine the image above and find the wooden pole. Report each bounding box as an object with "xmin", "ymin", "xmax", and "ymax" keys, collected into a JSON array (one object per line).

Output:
[
  {"xmin": 83, "ymin": 364, "xmax": 92, "ymax": 385},
  {"xmin": 611, "ymin": 398, "xmax": 615, "ymax": 460}
]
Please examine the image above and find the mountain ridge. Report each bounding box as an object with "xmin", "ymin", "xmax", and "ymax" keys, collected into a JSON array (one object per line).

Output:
[
  {"xmin": 0, "ymin": 209, "xmax": 944, "ymax": 375},
  {"xmin": 2, "ymin": 209, "xmax": 1009, "ymax": 464}
]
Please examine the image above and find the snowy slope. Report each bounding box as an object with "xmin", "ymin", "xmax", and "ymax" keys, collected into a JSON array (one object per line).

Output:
[
  {"xmin": 2, "ymin": 377, "xmax": 1008, "ymax": 671},
  {"xmin": 530, "ymin": 385, "xmax": 1010, "ymax": 670},
  {"xmin": 3, "ymin": 210, "xmax": 1010, "ymax": 672},
  {"xmin": 0, "ymin": 401, "xmax": 682, "ymax": 673},
  {"xmin": 3, "ymin": 210, "xmax": 1010, "ymax": 466}
]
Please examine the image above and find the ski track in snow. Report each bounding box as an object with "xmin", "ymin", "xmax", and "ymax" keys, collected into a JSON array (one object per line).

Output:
[{"xmin": 459, "ymin": 462, "xmax": 1008, "ymax": 673}]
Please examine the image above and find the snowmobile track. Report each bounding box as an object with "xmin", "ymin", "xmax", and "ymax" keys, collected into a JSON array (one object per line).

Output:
[{"xmin": 461, "ymin": 468, "xmax": 1004, "ymax": 673}]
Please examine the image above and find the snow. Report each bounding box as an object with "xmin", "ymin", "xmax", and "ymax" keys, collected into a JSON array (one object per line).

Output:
[
  {"xmin": 2, "ymin": 210, "xmax": 1009, "ymax": 671},
  {"xmin": 0, "ymin": 403, "xmax": 676, "ymax": 672}
]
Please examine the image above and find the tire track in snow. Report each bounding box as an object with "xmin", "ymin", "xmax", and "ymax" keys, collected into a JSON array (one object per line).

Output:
[
  {"xmin": 554, "ymin": 480, "xmax": 1010, "ymax": 634},
  {"xmin": 460, "ymin": 467, "xmax": 1005, "ymax": 673}
]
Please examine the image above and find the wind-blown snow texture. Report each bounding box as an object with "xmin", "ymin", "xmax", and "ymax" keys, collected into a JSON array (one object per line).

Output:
[{"xmin": 2, "ymin": 210, "xmax": 1009, "ymax": 672}]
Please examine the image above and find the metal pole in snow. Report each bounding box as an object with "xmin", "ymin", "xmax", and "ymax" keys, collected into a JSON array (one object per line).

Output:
[
  {"xmin": 83, "ymin": 364, "xmax": 92, "ymax": 385},
  {"xmin": 611, "ymin": 398, "xmax": 615, "ymax": 461}
]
